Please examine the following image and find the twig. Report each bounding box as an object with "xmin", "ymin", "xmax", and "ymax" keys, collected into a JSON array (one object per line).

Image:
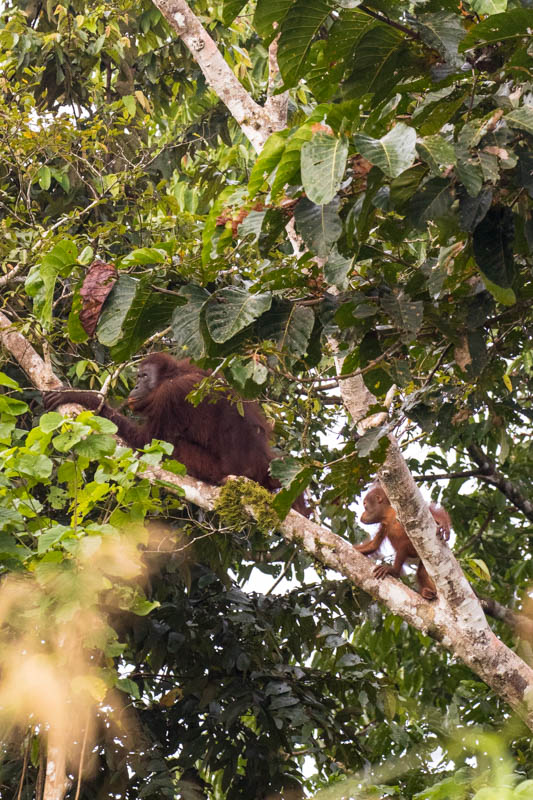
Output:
[
  {"xmin": 457, "ymin": 509, "xmax": 493, "ymax": 556},
  {"xmin": 265, "ymin": 551, "xmax": 296, "ymax": 595}
]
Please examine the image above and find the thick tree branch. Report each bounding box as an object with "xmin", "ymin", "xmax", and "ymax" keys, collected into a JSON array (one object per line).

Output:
[
  {"xmin": 151, "ymin": 0, "xmax": 287, "ymax": 152},
  {"xmin": 1, "ymin": 316, "xmax": 533, "ymax": 728}
]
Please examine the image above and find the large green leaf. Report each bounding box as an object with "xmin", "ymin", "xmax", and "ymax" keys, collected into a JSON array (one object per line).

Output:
[
  {"xmin": 248, "ymin": 131, "xmax": 290, "ymax": 198},
  {"xmin": 277, "ymin": 0, "xmax": 335, "ymax": 87},
  {"xmin": 355, "ymin": 123, "xmax": 416, "ymax": 179},
  {"xmin": 414, "ymin": 12, "xmax": 465, "ymax": 68},
  {"xmin": 460, "ymin": 8, "xmax": 533, "ymax": 50},
  {"xmin": 221, "ymin": 0, "xmax": 248, "ymax": 25},
  {"xmin": 473, "ymin": 206, "xmax": 516, "ymax": 301},
  {"xmin": 271, "ymin": 124, "xmax": 314, "ymax": 201},
  {"xmin": 26, "ymin": 239, "xmax": 78, "ymax": 327},
  {"xmin": 306, "ymin": 9, "xmax": 375, "ymax": 100},
  {"xmin": 171, "ymin": 285, "xmax": 209, "ymax": 359},
  {"xmin": 380, "ymin": 292, "xmax": 424, "ymax": 340},
  {"xmin": 406, "ymin": 178, "xmax": 454, "ymax": 230},
  {"xmin": 293, "ymin": 198, "xmax": 342, "ymax": 258},
  {"xmin": 97, "ymin": 276, "xmax": 179, "ymax": 358},
  {"xmin": 416, "ymin": 134, "xmax": 456, "ymax": 176},
  {"xmin": 470, "ymin": 0, "xmax": 507, "ymax": 13},
  {"xmin": 301, "ymin": 133, "xmax": 348, "ymax": 205},
  {"xmin": 110, "ymin": 283, "xmax": 179, "ymax": 360},
  {"xmin": 97, "ymin": 275, "xmax": 138, "ymax": 347},
  {"xmin": 346, "ymin": 25, "xmax": 405, "ymax": 98},
  {"xmin": 205, "ymin": 287, "xmax": 272, "ymax": 343},
  {"xmin": 505, "ymin": 106, "xmax": 533, "ymax": 136},
  {"xmin": 260, "ymin": 302, "xmax": 315, "ymax": 358},
  {"xmin": 254, "ymin": 0, "xmax": 293, "ymax": 42}
]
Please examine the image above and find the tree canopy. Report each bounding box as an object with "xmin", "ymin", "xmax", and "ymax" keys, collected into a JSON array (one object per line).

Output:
[{"xmin": 1, "ymin": 0, "xmax": 533, "ymax": 798}]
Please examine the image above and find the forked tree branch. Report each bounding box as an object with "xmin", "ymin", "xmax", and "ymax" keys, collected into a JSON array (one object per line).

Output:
[{"xmin": 2, "ymin": 313, "xmax": 533, "ymax": 729}]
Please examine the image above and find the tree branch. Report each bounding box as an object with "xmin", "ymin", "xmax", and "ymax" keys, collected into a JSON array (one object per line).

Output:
[
  {"xmin": 151, "ymin": 0, "xmax": 287, "ymax": 152},
  {"xmin": 468, "ymin": 444, "xmax": 533, "ymax": 521}
]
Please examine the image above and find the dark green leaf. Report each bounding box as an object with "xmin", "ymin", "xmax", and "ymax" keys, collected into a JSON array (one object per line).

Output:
[
  {"xmin": 294, "ymin": 197, "xmax": 342, "ymax": 258},
  {"xmin": 301, "ymin": 133, "xmax": 348, "ymax": 205},
  {"xmin": 205, "ymin": 287, "xmax": 272, "ymax": 343}
]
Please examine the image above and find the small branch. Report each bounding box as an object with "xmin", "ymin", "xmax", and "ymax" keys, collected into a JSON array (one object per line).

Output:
[
  {"xmin": 359, "ymin": 5, "xmax": 420, "ymax": 40},
  {"xmin": 457, "ymin": 510, "xmax": 493, "ymax": 556},
  {"xmin": 480, "ymin": 595, "xmax": 533, "ymax": 640},
  {"xmin": 265, "ymin": 551, "xmax": 296, "ymax": 595},
  {"xmin": 414, "ymin": 469, "xmax": 483, "ymax": 482},
  {"xmin": 0, "ymin": 262, "xmax": 25, "ymax": 286},
  {"xmin": 468, "ymin": 444, "xmax": 533, "ymax": 521}
]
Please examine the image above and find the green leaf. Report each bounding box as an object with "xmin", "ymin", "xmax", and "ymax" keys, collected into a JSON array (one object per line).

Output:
[
  {"xmin": 40, "ymin": 412, "xmax": 66, "ymax": 433},
  {"xmin": 53, "ymin": 426, "xmax": 91, "ymax": 452},
  {"xmin": 381, "ymin": 292, "xmax": 424, "ymax": 339},
  {"xmin": 221, "ymin": 0, "xmax": 248, "ymax": 25},
  {"xmin": 416, "ymin": 135, "xmax": 456, "ymax": 176},
  {"xmin": 0, "ymin": 508, "xmax": 24, "ymax": 532},
  {"xmin": 346, "ymin": 25, "xmax": 405, "ymax": 99},
  {"xmin": 254, "ymin": 0, "xmax": 292, "ymax": 41},
  {"xmin": 0, "ymin": 396, "xmax": 28, "ymax": 416},
  {"xmin": 277, "ymin": 0, "xmax": 334, "ymax": 87},
  {"xmin": 96, "ymin": 275, "xmax": 138, "ymax": 347},
  {"xmin": 271, "ymin": 457, "xmax": 313, "ymax": 520},
  {"xmin": 271, "ymin": 124, "xmax": 314, "ymax": 201},
  {"xmin": 205, "ymin": 287, "xmax": 272, "ymax": 343},
  {"xmin": 294, "ymin": 197, "xmax": 342, "ymax": 258},
  {"xmin": 455, "ymin": 145, "xmax": 483, "ymax": 197},
  {"xmin": 460, "ymin": 8, "xmax": 533, "ymax": 50},
  {"xmin": 459, "ymin": 189, "xmax": 492, "ymax": 232},
  {"xmin": 122, "ymin": 94, "xmax": 136, "ymax": 115},
  {"xmin": 38, "ymin": 165, "xmax": 51, "ymax": 190},
  {"xmin": 355, "ymin": 123, "xmax": 416, "ymax": 179},
  {"xmin": 38, "ymin": 524, "xmax": 72, "ymax": 554},
  {"xmin": 301, "ymin": 133, "xmax": 348, "ymax": 205},
  {"xmin": 73, "ymin": 433, "xmax": 117, "ymax": 459},
  {"xmin": 414, "ymin": 12, "xmax": 465, "ymax": 68},
  {"xmin": 279, "ymin": 305, "xmax": 315, "ymax": 358},
  {"xmin": 0, "ymin": 372, "xmax": 20, "ymax": 389},
  {"xmin": 13, "ymin": 452, "xmax": 53, "ymax": 480},
  {"xmin": 110, "ymin": 283, "xmax": 179, "ymax": 361},
  {"xmin": 120, "ymin": 247, "xmax": 168, "ymax": 267},
  {"xmin": 171, "ymin": 285, "xmax": 209, "ymax": 359},
  {"xmin": 248, "ymin": 131, "xmax": 289, "ymax": 197},
  {"xmin": 324, "ymin": 249, "xmax": 353, "ymax": 290},
  {"xmin": 470, "ymin": 0, "xmax": 507, "ymax": 13},
  {"xmin": 505, "ymin": 106, "xmax": 533, "ymax": 136},
  {"xmin": 27, "ymin": 240, "xmax": 78, "ymax": 327},
  {"xmin": 473, "ymin": 205, "xmax": 515, "ymax": 292}
]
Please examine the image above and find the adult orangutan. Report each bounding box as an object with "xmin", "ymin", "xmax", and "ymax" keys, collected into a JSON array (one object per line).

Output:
[{"xmin": 43, "ymin": 352, "xmax": 308, "ymax": 514}]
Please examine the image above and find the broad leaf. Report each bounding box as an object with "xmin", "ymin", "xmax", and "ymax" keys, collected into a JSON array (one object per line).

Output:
[
  {"xmin": 355, "ymin": 123, "xmax": 416, "ymax": 179},
  {"xmin": 254, "ymin": 0, "xmax": 292, "ymax": 41},
  {"xmin": 248, "ymin": 131, "xmax": 289, "ymax": 197},
  {"xmin": 294, "ymin": 198, "xmax": 342, "ymax": 258},
  {"xmin": 505, "ymin": 106, "xmax": 533, "ymax": 137},
  {"xmin": 473, "ymin": 206, "xmax": 516, "ymax": 300},
  {"xmin": 97, "ymin": 275, "xmax": 138, "ymax": 347},
  {"xmin": 271, "ymin": 124, "xmax": 314, "ymax": 201},
  {"xmin": 277, "ymin": 0, "xmax": 334, "ymax": 87},
  {"xmin": 171, "ymin": 285, "xmax": 209, "ymax": 359},
  {"xmin": 205, "ymin": 287, "xmax": 272, "ymax": 343},
  {"xmin": 460, "ymin": 8, "xmax": 533, "ymax": 50},
  {"xmin": 301, "ymin": 133, "xmax": 348, "ymax": 205}
]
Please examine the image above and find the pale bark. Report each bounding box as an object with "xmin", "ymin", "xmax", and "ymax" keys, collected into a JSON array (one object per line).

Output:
[
  {"xmin": 5, "ymin": 0, "xmax": 533, "ymax": 744},
  {"xmin": 151, "ymin": 0, "xmax": 288, "ymax": 152},
  {"xmin": 43, "ymin": 740, "xmax": 69, "ymax": 800}
]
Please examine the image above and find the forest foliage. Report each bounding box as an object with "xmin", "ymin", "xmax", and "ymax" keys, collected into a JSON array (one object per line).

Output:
[{"xmin": 1, "ymin": 0, "xmax": 533, "ymax": 797}]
